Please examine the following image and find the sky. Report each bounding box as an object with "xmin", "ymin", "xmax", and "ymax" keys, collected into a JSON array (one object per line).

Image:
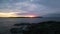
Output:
[{"xmin": 0, "ymin": 0, "xmax": 60, "ymax": 17}]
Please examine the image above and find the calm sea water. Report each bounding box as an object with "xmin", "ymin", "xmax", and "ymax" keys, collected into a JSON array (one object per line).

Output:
[{"xmin": 0, "ymin": 17, "xmax": 60, "ymax": 34}]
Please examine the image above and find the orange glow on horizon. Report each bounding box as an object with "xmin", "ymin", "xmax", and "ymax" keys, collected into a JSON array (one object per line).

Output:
[
  {"xmin": 0, "ymin": 12, "xmax": 17, "ymax": 17},
  {"xmin": 0, "ymin": 12, "xmax": 37, "ymax": 17}
]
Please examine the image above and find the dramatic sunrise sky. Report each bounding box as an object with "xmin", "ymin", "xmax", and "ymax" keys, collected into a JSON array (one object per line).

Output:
[{"xmin": 0, "ymin": 0, "xmax": 60, "ymax": 17}]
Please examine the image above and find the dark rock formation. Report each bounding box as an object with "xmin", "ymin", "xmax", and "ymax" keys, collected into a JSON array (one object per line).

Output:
[
  {"xmin": 24, "ymin": 21, "xmax": 60, "ymax": 34},
  {"xmin": 10, "ymin": 21, "xmax": 60, "ymax": 34}
]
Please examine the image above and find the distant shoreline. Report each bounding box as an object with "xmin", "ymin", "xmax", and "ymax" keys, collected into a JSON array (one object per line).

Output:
[{"xmin": 0, "ymin": 17, "xmax": 43, "ymax": 18}]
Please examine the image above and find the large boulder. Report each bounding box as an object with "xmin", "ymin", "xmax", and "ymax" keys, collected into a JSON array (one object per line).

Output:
[{"xmin": 10, "ymin": 23, "xmax": 33, "ymax": 34}]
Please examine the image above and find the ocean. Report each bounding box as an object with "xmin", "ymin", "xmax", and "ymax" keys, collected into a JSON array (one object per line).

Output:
[{"xmin": 0, "ymin": 17, "xmax": 60, "ymax": 34}]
